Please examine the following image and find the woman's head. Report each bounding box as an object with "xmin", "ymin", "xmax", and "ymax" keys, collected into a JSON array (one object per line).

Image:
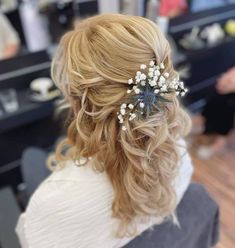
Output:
[{"xmin": 51, "ymin": 14, "xmax": 191, "ymax": 236}]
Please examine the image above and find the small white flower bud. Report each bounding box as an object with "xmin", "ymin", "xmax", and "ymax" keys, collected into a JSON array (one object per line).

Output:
[
  {"xmin": 164, "ymin": 72, "xmax": 169, "ymax": 78},
  {"xmin": 129, "ymin": 113, "xmax": 137, "ymax": 121},
  {"xmin": 160, "ymin": 63, "xmax": 165, "ymax": 69},
  {"xmin": 128, "ymin": 78, "xmax": 133, "ymax": 84},
  {"xmin": 128, "ymin": 104, "xmax": 134, "ymax": 109},
  {"xmin": 179, "ymin": 81, "xmax": 184, "ymax": 88},
  {"xmin": 149, "ymin": 61, "xmax": 155, "ymax": 67},
  {"xmin": 149, "ymin": 81, "xmax": 157, "ymax": 87},
  {"xmin": 153, "ymin": 76, "xmax": 158, "ymax": 81},
  {"xmin": 135, "ymin": 88, "xmax": 140, "ymax": 94},
  {"xmin": 140, "ymin": 102, "xmax": 145, "ymax": 108},
  {"xmin": 120, "ymin": 108, "xmax": 125, "ymax": 115},
  {"xmin": 161, "ymin": 85, "xmax": 167, "ymax": 92},
  {"xmin": 122, "ymin": 126, "xmax": 127, "ymax": 131},
  {"xmin": 117, "ymin": 114, "xmax": 123, "ymax": 120},
  {"xmin": 140, "ymin": 73, "xmax": 147, "ymax": 80},
  {"xmin": 140, "ymin": 64, "xmax": 147, "ymax": 70},
  {"xmin": 154, "ymin": 89, "xmax": 160, "ymax": 94},
  {"xmin": 154, "ymin": 70, "xmax": 161, "ymax": 76},
  {"xmin": 148, "ymin": 72, "xmax": 153, "ymax": 78},
  {"xmin": 159, "ymin": 76, "xmax": 166, "ymax": 83}
]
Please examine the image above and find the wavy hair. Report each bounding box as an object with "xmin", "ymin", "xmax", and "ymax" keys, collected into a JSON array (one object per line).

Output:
[{"xmin": 50, "ymin": 14, "xmax": 191, "ymax": 237}]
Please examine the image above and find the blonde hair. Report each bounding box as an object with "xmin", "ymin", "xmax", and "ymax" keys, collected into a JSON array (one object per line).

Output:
[{"xmin": 50, "ymin": 14, "xmax": 191, "ymax": 237}]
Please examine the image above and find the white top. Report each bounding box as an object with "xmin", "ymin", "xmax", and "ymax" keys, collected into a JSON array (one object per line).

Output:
[{"xmin": 16, "ymin": 140, "xmax": 193, "ymax": 248}]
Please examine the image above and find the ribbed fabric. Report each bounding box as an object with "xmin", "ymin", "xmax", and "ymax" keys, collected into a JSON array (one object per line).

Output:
[{"xmin": 16, "ymin": 140, "xmax": 193, "ymax": 248}]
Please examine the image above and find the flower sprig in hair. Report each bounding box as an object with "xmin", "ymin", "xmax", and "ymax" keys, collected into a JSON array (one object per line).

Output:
[{"xmin": 117, "ymin": 60, "xmax": 188, "ymax": 131}]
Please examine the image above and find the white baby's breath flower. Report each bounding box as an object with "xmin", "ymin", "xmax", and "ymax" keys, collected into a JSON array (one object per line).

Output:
[
  {"xmin": 129, "ymin": 113, "xmax": 137, "ymax": 121},
  {"xmin": 136, "ymin": 77, "xmax": 141, "ymax": 83},
  {"xmin": 128, "ymin": 104, "xmax": 134, "ymax": 109},
  {"xmin": 176, "ymin": 91, "xmax": 180, "ymax": 96},
  {"xmin": 148, "ymin": 72, "xmax": 154, "ymax": 78},
  {"xmin": 149, "ymin": 81, "xmax": 157, "ymax": 87},
  {"xmin": 121, "ymin": 103, "xmax": 127, "ymax": 109},
  {"xmin": 154, "ymin": 89, "xmax": 160, "ymax": 94},
  {"xmin": 156, "ymin": 65, "xmax": 160, "ymax": 70},
  {"xmin": 160, "ymin": 63, "xmax": 165, "ymax": 69},
  {"xmin": 136, "ymin": 71, "xmax": 141, "ymax": 76},
  {"xmin": 154, "ymin": 70, "xmax": 161, "ymax": 76},
  {"xmin": 127, "ymin": 89, "xmax": 132, "ymax": 94},
  {"xmin": 118, "ymin": 115, "xmax": 123, "ymax": 123},
  {"xmin": 134, "ymin": 88, "xmax": 140, "ymax": 94},
  {"xmin": 140, "ymin": 73, "xmax": 147, "ymax": 80},
  {"xmin": 153, "ymin": 76, "xmax": 158, "ymax": 81},
  {"xmin": 179, "ymin": 81, "xmax": 184, "ymax": 88},
  {"xmin": 117, "ymin": 114, "xmax": 123, "ymax": 120},
  {"xmin": 149, "ymin": 67, "xmax": 154, "ymax": 72},
  {"xmin": 149, "ymin": 61, "xmax": 155, "ymax": 67},
  {"xmin": 140, "ymin": 102, "xmax": 145, "ymax": 108},
  {"xmin": 140, "ymin": 64, "xmax": 147, "ymax": 70},
  {"xmin": 158, "ymin": 81, "xmax": 163, "ymax": 87},
  {"xmin": 161, "ymin": 85, "xmax": 167, "ymax": 92},
  {"xmin": 140, "ymin": 81, "xmax": 146, "ymax": 86},
  {"xmin": 120, "ymin": 108, "xmax": 126, "ymax": 115},
  {"xmin": 159, "ymin": 76, "xmax": 166, "ymax": 83},
  {"xmin": 164, "ymin": 72, "xmax": 169, "ymax": 78},
  {"xmin": 128, "ymin": 78, "xmax": 133, "ymax": 84},
  {"xmin": 122, "ymin": 126, "xmax": 127, "ymax": 131}
]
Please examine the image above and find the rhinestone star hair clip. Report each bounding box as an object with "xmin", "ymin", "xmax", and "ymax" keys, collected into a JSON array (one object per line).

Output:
[{"xmin": 117, "ymin": 60, "xmax": 188, "ymax": 131}]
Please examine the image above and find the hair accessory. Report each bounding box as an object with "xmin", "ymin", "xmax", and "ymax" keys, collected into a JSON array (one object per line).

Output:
[{"xmin": 117, "ymin": 60, "xmax": 188, "ymax": 131}]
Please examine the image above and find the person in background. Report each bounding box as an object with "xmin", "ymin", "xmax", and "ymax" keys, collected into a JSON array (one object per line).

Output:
[
  {"xmin": 0, "ymin": 12, "xmax": 20, "ymax": 60},
  {"xmin": 0, "ymin": 0, "xmax": 17, "ymax": 12},
  {"xmin": 16, "ymin": 14, "xmax": 193, "ymax": 248},
  {"xmin": 159, "ymin": 0, "xmax": 188, "ymax": 18},
  {"xmin": 195, "ymin": 67, "xmax": 235, "ymax": 159}
]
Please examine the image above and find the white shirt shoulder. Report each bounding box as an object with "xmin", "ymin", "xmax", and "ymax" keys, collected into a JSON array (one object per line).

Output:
[{"xmin": 16, "ymin": 140, "xmax": 193, "ymax": 248}]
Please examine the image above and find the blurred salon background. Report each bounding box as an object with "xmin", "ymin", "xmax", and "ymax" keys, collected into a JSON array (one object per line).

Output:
[{"xmin": 0, "ymin": 0, "xmax": 235, "ymax": 247}]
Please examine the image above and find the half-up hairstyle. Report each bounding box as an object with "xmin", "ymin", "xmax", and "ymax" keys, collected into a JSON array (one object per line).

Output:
[{"xmin": 50, "ymin": 13, "xmax": 191, "ymax": 237}]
